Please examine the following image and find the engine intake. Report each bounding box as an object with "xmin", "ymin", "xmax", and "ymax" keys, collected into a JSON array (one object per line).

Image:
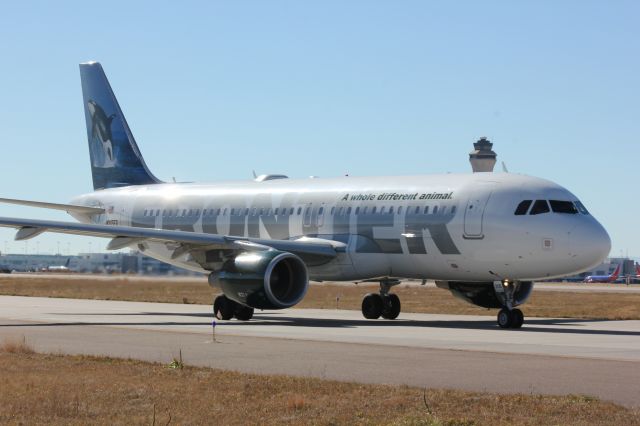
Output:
[{"xmin": 209, "ymin": 251, "xmax": 308, "ymax": 310}]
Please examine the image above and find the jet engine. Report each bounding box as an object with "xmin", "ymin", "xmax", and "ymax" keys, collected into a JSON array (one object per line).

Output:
[
  {"xmin": 435, "ymin": 281, "xmax": 534, "ymax": 309},
  {"xmin": 208, "ymin": 251, "xmax": 308, "ymax": 310}
]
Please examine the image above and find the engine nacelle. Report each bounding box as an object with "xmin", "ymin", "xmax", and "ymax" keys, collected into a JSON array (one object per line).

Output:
[
  {"xmin": 435, "ymin": 281, "xmax": 534, "ymax": 309},
  {"xmin": 208, "ymin": 250, "xmax": 308, "ymax": 310}
]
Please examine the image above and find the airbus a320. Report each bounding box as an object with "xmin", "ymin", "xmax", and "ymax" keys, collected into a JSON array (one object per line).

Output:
[{"xmin": 0, "ymin": 62, "xmax": 611, "ymax": 328}]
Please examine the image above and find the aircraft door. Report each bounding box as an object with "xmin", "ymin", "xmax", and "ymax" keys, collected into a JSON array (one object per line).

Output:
[{"xmin": 463, "ymin": 191, "xmax": 493, "ymax": 239}]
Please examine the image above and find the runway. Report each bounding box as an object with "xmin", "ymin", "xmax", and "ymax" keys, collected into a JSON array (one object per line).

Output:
[{"xmin": 1, "ymin": 295, "xmax": 639, "ymax": 407}]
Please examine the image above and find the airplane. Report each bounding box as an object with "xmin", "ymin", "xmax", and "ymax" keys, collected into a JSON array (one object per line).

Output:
[
  {"xmin": 584, "ymin": 264, "xmax": 621, "ymax": 283},
  {"xmin": 0, "ymin": 61, "xmax": 611, "ymax": 329},
  {"xmin": 41, "ymin": 258, "xmax": 72, "ymax": 273}
]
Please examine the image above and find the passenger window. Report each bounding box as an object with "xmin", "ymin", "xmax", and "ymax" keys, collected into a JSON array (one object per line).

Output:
[
  {"xmin": 318, "ymin": 207, "xmax": 324, "ymax": 215},
  {"xmin": 514, "ymin": 200, "xmax": 532, "ymax": 215},
  {"xmin": 549, "ymin": 200, "xmax": 578, "ymax": 214},
  {"xmin": 363, "ymin": 207, "xmax": 368, "ymax": 214},
  {"xmin": 414, "ymin": 206, "xmax": 420, "ymax": 214},
  {"xmin": 529, "ymin": 200, "xmax": 550, "ymax": 215},
  {"xmin": 297, "ymin": 207, "xmax": 302, "ymax": 215},
  {"xmin": 398, "ymin": 206, "xmax": 403, "ymax": 214},
  {"xmin": 331, "ymin": 207, "xmax": 335, "ymax": 215},
  {"xmin": 423, "ymin": 206, "xmax": 429, "ymax": 214},
  {"xmin": 372, "ymin": 206, "xmax": 377, "ymax": 214},
  {"xmin": 451, "ymin": 206, "xmax": 457, "ymax": 215},
  {"xmin": 355, "ymin": 207, "xmax": 360, "ymax": 214},
  {"xmin": 347, "ymin": 207, "xmax": 352, "ymax": 214},
  {"xmin": 380, "ymin": 206, "xmax": 386, "ymax": 214},
  {"xmin": 275, "ymin": 208, "xmax": 279, "ymax": 215},
  {"xmin": 389, "ymin": 206, "xmax": 394, "ymax": 214},
  {"xmin": 433, "ymin": 206, "xmax": 438, "ymax": 214}
]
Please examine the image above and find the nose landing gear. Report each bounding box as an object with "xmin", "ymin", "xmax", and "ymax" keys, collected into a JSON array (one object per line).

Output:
[
  {"xmin": 494, "ymin": 280, "xmax": 525, "ymax": 329},
  {"xmin": 497, "ymin": 308, "xmax": 524, "ymax": 328},
  {"xmin": 361, "ymin": 279, "xmax": 402, "ymax": 320}
]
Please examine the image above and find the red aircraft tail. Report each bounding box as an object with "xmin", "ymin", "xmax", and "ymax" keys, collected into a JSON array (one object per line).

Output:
[
  {"xmin": 636, "ymin": 264, "xmax": 640, "ymax": 277},
  {"xmin": 608, "ymin": 264, "xmax": 621, "ymax": 282}
]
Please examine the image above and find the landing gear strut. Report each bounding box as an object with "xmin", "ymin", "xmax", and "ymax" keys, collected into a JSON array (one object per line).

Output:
[
  {"xmin": 361, "ymin": 279, "xmax": 402, "ymax": 320},
  {"xmin": 494, "ymin": 280, "xmax": 525, "ymax": 329},
  {"xmin": 213, "ymin": 295, "xmax": 254, "ymax": 321}
]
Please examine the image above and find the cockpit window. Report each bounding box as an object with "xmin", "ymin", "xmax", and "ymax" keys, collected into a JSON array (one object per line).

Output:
[
  {"xmin": 514, "ymin": 200, "xmax": 532, "ymax": 215},
  {"xmin": 574, "ymin": 201, "xmax": 590, "ymax": 215},
  {"xmin": 549, "ymin": 200, "xmax": 578, "ymax": 214},
  {"xmin": 529, "ymin": 200, "xmax": 550, "ymax": 215}
]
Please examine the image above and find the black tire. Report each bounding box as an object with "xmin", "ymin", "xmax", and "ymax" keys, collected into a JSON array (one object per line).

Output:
[
  {"xmin": 234, "ymin": 305, "xmax": 254, "ymax": 321},
  {"xmin": 213, "ymin": 295, "xmax": 235, "ymax": 320},
  {"xmin": 381, "ymin": 293, "xmax": 401, "ymax": 320},
  {"xmin": 511, "ymin": 308, "xmax": 524, "ymax": 328},
  {"xmin": 497, "ymin": 308, "xmax": 512, "ymax": 328},
  {"xmin": 361, "ymin": 293, "xmax": 383, "ymax": 319}
]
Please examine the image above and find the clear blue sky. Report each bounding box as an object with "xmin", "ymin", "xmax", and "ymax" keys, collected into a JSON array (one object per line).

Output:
[{"xmin": 0, "ymin": 1, "xmax": 638, "ymax": 257}]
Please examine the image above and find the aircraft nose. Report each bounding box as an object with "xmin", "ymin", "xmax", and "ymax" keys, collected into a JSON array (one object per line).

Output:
[{"xmin": 570, "ymin": 220, "xmax": 611, "ymax": 271}]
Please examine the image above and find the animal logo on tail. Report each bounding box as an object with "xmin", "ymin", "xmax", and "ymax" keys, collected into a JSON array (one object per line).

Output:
[{"xmin": 87, "ymin": 99, "xmax": 117, "ymax": 168}]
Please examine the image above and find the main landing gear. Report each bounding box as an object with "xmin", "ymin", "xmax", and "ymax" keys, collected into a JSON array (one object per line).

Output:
[
  {"xmin": 361, "ymin": 279, "xmax": 402, "ymax": 320},
  {"xmin": 494, "ymin": 280, "xmax": 525, "ymax": 329},
  {"xmin": 213, "ymin": 294, "xmax": 254, "ymax": 321}
]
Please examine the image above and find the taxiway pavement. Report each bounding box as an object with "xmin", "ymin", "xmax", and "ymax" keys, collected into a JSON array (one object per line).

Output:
[{"xmin": 1, "ymin": 296, "xmax": 638, "ymax": 407}]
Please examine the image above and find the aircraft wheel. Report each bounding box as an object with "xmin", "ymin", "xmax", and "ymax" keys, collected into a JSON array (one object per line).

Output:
[
  {"xmin": 511, "ymin": 308, "xmax": 524, "ymax": 328},
  {"xmin": 362, "ymin": 293, "xmax": 383, "ymax": 319},
  {"xmin": 381, "ymin": 293, "xmax": 401, "ymax": 320},
  {"xmin": 497, "ymin": 308, "xmax": 513, "ymax": 329},
  {"xmin": 234, "ymin": 305, "xmax": 254, "ymax": 321},
  {"xmin": 213, "ymin": 295, "xmax": 235, "ymax": 320}
]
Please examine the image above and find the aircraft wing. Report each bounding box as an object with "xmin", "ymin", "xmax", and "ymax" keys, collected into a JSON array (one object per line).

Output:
[
  {"xmin": 0, "ymin": 216, "xmax": 342, "ymax": 260},
  {"xmin": 0, "ymin": 197, "xmax": 104, "ymax": 215}
]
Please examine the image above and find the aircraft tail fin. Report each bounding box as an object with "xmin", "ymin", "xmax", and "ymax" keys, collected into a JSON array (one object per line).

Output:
[
  {"xmin": 609, "ymin": 264, "xmax": 621, "ymax": 282},
  {"xmin": 636, "ymin": 263, "xmax": 640, "ymax": 277},
  {"xmin": 79, "ymin": 62, "xmax": 162, "ymax": 190}
]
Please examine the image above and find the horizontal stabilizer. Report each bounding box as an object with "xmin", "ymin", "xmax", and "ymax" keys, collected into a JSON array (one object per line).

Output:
[{"xmin": 0, "ymin": 197, "xmax": 104, "ymax": 215}]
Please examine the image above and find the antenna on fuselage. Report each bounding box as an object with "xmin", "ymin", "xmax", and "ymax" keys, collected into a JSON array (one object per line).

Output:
[
  {"xmin": 501, "ymin": 161, "xmax": 509, "ymax": 173},
  {"xmin": 252, "ymin": 170, "xmax": 257, "ymax": 179}
]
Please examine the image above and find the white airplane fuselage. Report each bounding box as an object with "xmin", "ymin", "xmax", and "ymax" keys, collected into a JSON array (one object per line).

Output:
[{"xmin": 70, "ymin": 171, "xmax": 610, "ymax": 283}]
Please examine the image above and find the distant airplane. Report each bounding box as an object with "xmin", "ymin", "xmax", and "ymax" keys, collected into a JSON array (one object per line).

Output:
[
  {"xmin": 41, "ymin": 258, "xmax": 71, "ymax": 273},
  {"xmin": 0, "ymin": 62, "xmax": 611, "ymax": 328},
  {"xmin": 584, "ymin": 264, "xmax": 621, "ymax": 283}
]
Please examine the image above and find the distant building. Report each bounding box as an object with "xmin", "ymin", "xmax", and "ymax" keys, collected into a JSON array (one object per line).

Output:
[
  {"xmin": 0, "ymin": 251, "xmax": 201, "ymax": 276},
  {"xmin": 469, "ymin": 137, "xmax": 497, "ymax": 172},
  {"xmin": 557, "ymin": 257, "xmax": 638, "ymax": 282}
]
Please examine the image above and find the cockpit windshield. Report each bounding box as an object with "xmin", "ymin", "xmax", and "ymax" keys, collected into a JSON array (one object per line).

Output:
[
  {"xmin": 514, "ymin": 199, "xmax": 589, "ymax": 215},
  {"xmin": 549, "ymin": 200, "xmax": 579, "ymax": 214}
]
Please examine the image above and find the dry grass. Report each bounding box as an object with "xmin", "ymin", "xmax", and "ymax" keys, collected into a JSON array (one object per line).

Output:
[
  {"xmin": 0, "ymin": 336, "xmax": 35, "ymax": 354},
  {"xmin": 0, "ymin": 275, "xmax": 639, "ymax": 320},
  {"xmin": 0, "ymin": 347, "xmax": 637, "ymax": 425}
]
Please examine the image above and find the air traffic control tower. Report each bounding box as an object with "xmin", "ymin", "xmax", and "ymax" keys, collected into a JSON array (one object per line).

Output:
[{"xmin": 469, "ymin": 137, "xmax": 497, "ymax": 172}]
